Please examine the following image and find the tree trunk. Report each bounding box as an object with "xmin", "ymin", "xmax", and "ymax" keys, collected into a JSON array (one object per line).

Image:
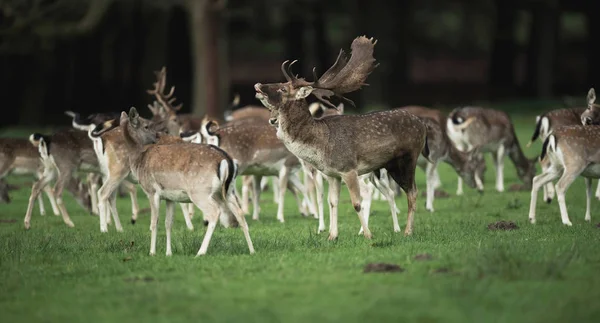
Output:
[
  {"xmin": 525, "ymin": 1, "xmax": 560, "ymax": 98},
  {"xmin": 489, "ymin": 0, "xmax": 517, "ymax": 92},
  {"xmin": 187, "ymin": 0, "xmax": 208, "ymax": 117}
]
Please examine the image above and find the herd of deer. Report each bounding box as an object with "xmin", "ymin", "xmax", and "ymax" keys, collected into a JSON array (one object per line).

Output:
[{"xmin": 2, "ymin": 36, "xmax": 600, "ymax": 257}]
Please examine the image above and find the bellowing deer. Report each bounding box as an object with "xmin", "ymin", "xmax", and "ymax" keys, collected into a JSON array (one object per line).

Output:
[
  {"xmin": 0, "ymin": 138, "xmax": 59, "ymax": 214},
  {"xmin": 446, "ymin": 106, "xmax": 536, "ymax": 193},
  {"xmin": 255, "ymin": 36, "xmax": 429, "ymax": 239},
  {"xmin": 528, "ymin": 125, "xmax": 600, "ymax": 225},
  {"xmin": 119, "ymin": 107, "xmax": 254, "ymax": 256}
]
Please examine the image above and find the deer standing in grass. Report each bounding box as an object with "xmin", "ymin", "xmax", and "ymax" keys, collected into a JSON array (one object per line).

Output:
[
  {"xmin": 446, "ymin": 106, "xmax": 537, "ymax": 193},
  {"xmin": 119, "ymin": 107, "xmax": 254, "ymax": 256},
  {"xmin": 0, "ymin": 138, "xmax": 59, "ymax": 214},
  {"xmin": 24, "ymin": 130, "xmax": 95, "ymax": 229},
  {"xmin": 255, "ymin": 36, "xmax": 429, "ymax": 239},
  {"xmin": 528, "ymin": 124, "xmax": 600, "ymax": 225},
  {"xmin": 399, "ymin": 106, "xmax": 485, "ymax": 212},
  {"xmin": 527, "ymin": 102, "xmax": 587, "ymax": 203}
]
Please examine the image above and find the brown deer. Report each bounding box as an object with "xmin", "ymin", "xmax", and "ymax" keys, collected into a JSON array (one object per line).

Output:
[
  {"xmin": 24, "ymin": 130, "xmax": 96, "ymax": 229},
  {"xmin": 119, "ymin": 107, "xmax": 254, "ymax": 256},
  {"xmin": 399, "ymin": 106, "xmax": 485, "ymax": 211},
  {"xmin": 255, "ymin": 36, "xmax": 429, "ymax": 239},
  {"xmin": 527, "ymin": 104, "xmax": 587, "ymax": 203},
  {"xmin": 0, "ymin": 138, "xmax": 59, "ymax": 214},
  {"xmin": 446, "ymin": 106, "xmax": 536, "ymax": 193},
  {"xmin": 581, "ymin": 88, "xmax": 600, "ymax": 126},
  {"xmin": 528, "ymin": 125, "xmax": 600, "ymax": 225}
]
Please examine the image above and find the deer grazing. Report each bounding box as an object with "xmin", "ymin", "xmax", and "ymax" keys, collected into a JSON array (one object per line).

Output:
[
  {"xmin": 528, "ymin": 124, "xmax": 600, "ymax": 225},
  {"xmin": 255, "ymin": 36, "xmax": 429, "ymax": 239},
  {"xmin": 0, "ymin": 138, "xmax": 59, "ymax": 214},
  {"xmin": 119, "ymin": 107, "xmax": 254, "ymax": 256},
  {"xmin": 446, "ymin": 106, "xmax": 536, "ymax": 193},
  {"xmin": 24, "ymin": 130, "xmax": 96, "ymax": 229},
  {"xmin": 399, "ymin": 106, "xmax": 485, "ymax": 212}
]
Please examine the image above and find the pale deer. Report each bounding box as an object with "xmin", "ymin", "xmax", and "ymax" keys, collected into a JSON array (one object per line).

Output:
[
  {"xmin": 527, "ymin": 105, "xmax": 586, "ymax": 203},
  {"xmin": 182, "ymin": 118, "xmax": 309, "ymax": 223},
  {"xmin": 255, "ymin": 36, "xmax": 429, "ymax": 239},
  {"xmin": 119, "ymin": 107, "xmax": 254, "ymax": 256},
  {"xmin": 400, "ymin": 106, "xmax": 485, "ymax": 212},
  {"xmin": 0, "ymin": 138, "xmax": 59, "ymax": 214},
  {"xmin": 446, "ymin": 106, "xmax": 536, "ymax": 193},
  {"xmin": 528, "ymin": 125, "xmax": 600, "ymax": 225},
  {"xmin": 24, "ymin": 130, "xmax": 96, "ymax": 229}
]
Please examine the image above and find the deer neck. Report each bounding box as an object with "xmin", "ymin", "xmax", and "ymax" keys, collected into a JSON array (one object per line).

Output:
[
  {"xmin": 121, "ymin": 125, "xmax": 146, "ymax": 177},
  {"xmin": 445, "ymin": 141, "xmax": 468, "ymax": 173},
  {"xmin": 277, "ymin": 100, "xmax": 318, "ymax": 144},
  {"xmin": 507, "ymin": 140, "xmax": 530, "ymax": 179}
]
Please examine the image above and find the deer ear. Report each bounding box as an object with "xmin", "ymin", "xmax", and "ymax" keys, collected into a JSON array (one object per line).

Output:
[
  {"xmin": 588, "ymin": 88, "xmax": 596, "ymax": 106},
  {"xmin": 128, "ymin": 107, "xmax": 140, "ymax": 128},
  {"xmin": 295, "ymin": 86, "xmax": 314, "ymax": 99}
]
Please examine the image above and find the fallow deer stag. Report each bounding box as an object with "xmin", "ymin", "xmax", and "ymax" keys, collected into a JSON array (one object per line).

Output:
[
  {"xmin": 528, "ymin": 125, "xmax": 600, "ymax": 225},
  {"xmin": 24, "ymin": 130, "xmax": 95, "ymax": 229},
  {"xmin": 399, "ymin": 106, "xmax": 485, "ymax": 212},
  {"xmin": 119, "ymin": 107, "xmax": 254, "ymax": 256},
  {"xmin": 0, "ymin": 138, "xmax": 59, "ymax": 214},
  {"xmin": 446, "ymin": 106, "xmax": 536, "ymax": 193},
  {"xmin": 255, "ymin": 36, "xmax": 429, "ymax": 239},
  {"xmin": 527, "ymin": 101, "xmax": 587, "ymax": 202}
]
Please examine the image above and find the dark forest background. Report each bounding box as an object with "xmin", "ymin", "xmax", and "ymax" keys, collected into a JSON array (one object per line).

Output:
[{"xmin": 0, "ymin": 0, "xmax": 597, "ymax": 126}]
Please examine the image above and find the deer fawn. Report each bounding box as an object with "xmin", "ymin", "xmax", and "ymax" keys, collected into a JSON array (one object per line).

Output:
[
  {"xmin": 0, "ymin": 138, "xmax": 59, "ymax": 214},
  {"xmin": 400, "ymin": 106, "xmax": 485, "ymax": 211},
  {"xmin": 446, "ymin": 106, "xmax": 536, "ymax": 193},
  {"xmin": 255, "ymin": 36, "xmax": 429, "ymax": 239},
  {"xmin": 119, "ymin": 107, "xmax": 254, "ymax": 256},
  {"xmin": 528, "ymin": 124, "xmax": 600, "ymax": 225},
  {"xmin": 24, "ymin": 130, "xmax": 96, "ymax": 229}
]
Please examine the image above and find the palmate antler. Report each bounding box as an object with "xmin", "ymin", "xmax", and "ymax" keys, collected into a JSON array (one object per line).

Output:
[
  {"xmin": 281, "ymin": 36, "xmax": 379, "ymax": 109},
  {"xmin": 146, "ymin": 66, "xmax": 183, "ymax": 115}
]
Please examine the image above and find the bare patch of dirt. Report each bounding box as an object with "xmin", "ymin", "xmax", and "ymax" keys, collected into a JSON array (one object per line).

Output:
[
  {"xmin": 364, "ymin": 263, "xmax": 404, "ymax": 273},
  {"xmin": 432, "ymin": 267, "xmax": 451, "ymax": 274},
  {"xmin": 421, "ymin": 190, "xmax": 450, "ymax": 198},
  {"xmin": 0, "ymin": 219, "xmax": 16, "ymax": 223},
  {"xmin": 414, "ymin": 253, "xmax": 433, "ymax": 261},
  {"xmin": 488, "ymin": 221, "xmax": 519, "ymax": 231},
  {"xmin": 509, "ymin": 183, "xmax": 528, "ymax": 191},
  {"xmin": 124, "ymin": 276, "xmax": 155, "ymax": 283},
  {"xmin": 596, "ymin": 223, "xmax": 600, "ymax": 228}
]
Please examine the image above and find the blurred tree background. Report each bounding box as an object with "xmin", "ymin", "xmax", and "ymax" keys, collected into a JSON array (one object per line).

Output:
[{"xmin": 0, "ymin": 0, "xmax": 596, "ymax": 126}]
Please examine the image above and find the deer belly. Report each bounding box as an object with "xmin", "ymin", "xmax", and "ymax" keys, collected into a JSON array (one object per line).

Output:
[
  {"xmin": 582, "ymin": 164, "xmax": 600, "ymax": 178},
  {"xmin": 159, "ymin": 189, "xmax": 192, "ymax": 203}
]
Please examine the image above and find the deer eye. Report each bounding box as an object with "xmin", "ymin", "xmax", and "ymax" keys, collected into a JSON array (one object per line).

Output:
[{"xmin": 279, "ymin": 87, "xmax": 287, "ymax": 93}]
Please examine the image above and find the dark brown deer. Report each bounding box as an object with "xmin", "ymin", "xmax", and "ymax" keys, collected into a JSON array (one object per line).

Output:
[{"xmin": 255, "ymin": 36, "xmax": 429, "ymax": 239}]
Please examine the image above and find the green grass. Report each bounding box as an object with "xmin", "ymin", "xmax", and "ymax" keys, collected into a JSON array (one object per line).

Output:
[{"xmin": 2, "ymin": 107, "xmax": 600, "ymax": 323}]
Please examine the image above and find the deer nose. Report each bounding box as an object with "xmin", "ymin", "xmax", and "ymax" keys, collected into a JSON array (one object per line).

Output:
[
  {"xmin": 254, "ymin": 83, "xmax": 262, "ymax": 92},
  {"xmin": 584, "ymin": 116, "xmax": 593, "ymax": 125}
]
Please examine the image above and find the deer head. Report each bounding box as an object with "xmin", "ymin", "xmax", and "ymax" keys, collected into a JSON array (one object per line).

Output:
[
  {"xmin": 120, "ymin": 107, "xmax": 160, "ymax": 147},
  {"xmin": 146, "ymin": 67, "xmax": 183, "ymax": 135},
  {"xmin": 458, "ymin": 148, "xmax": 486, "ymax": 192},
  {"xmin": 255, "ymin": 36, "xmax": 378, "ymax": 113},
  {"xmin": 581, "ymin": 88, "xmax": 598, "ymax": 125}
]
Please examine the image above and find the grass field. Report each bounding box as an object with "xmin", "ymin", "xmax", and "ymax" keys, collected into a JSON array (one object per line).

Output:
[{"xmin": 2, "ymin": 102, "xmax": 600, "ymax": 323}]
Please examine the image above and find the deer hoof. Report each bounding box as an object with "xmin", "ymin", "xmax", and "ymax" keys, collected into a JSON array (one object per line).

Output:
[
  {"xmin": 563, "ymin": 221, "xmax": 573, "ymax": 226},
  {"xmin": 545, "ymin": 198, "xmax": 552, "ymax": 204},
  {"xmin": 529, "ymin": 217, "xmax": 536, "ymax": 224},
  {"xmin": 328, "ymin": 234, "xmax": 338, "ymax": 241},
  {"xmin": 131, "ymin": 219, "xmax": 136, "ymax": 225}
]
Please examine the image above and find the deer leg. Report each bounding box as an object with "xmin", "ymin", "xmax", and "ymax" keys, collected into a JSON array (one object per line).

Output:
[
  {"xmin": 325, "ymin": 176, "xmax": 341, "ymax": 240},
  {"xmin": 342, "ymin": 171, "xmax": 372, "ymax": 239},
  {"xmin": 53, "ymin": 175, "xmax": 75, "ymax": 228},
  {"xmin": 147, "ymin": 192, "xmax": 160, "ymax": 256},
  {"xmin": 42, "ymin": 186, "xmax": 60, "ymax": 216},
  {"xmin": 372, "ymin": 171, "xmax": 401, "ymax": 233},
  {"xmin": 225, "ymin": 193, "xmax": 255, "ymax": 254},
  {"xmin": 241, "ymin": 176, "xmax": 251, "ymax": 214},
  {"xmin": 165, "ymin": 201, "xmax": 175, "ymax": 256},
  {"xmin": 494, "ymin": 145, "xmax": 506, "ymax": 192},
  {"xmin": 303, "ymin": 167, "xmax": 318, "ymax": 218},
  {"xmin": 595, "ymin": 181, "xmax": 600, "ymax": 200},
  {"xmin": 121, "ymin": 180, "xmax": 140, "ymax": 224},
  {"xmin": 314, "ymin": 172, "xmax": 325, "ymax": 232},
  {"xmin": 585, "ymin": 178, "xmax": 593, "ymax": 222},
  {"xmin": 432, "ymin": 168, "xmax": 442, "ymax": 190},
  {"xmin": 24, "ymin": 172, "xmax": 55, "ymax": 229},
  {"xmin": 87, "ymin": 173, "xmax": 99, "ymax": 215},
  {"xmin": 272, "ymin": 177, "xmax": 280, "ymax": 204},
  {"xmin": 37, "ymin": 191, "xmax": 46, "ymax": 216},
  {"xmin": 195, "ymin": 198, "xmax": 220, "ymax": 256},
  {"xmin": 276, "ymin": 167, "xmax": 290, "ymax": 222},
  {"xmin": 97, "ymin": 177, "xmax": 122, "ymax": 232},
  {"xmin": 555, "ymin": 169, "xmax": 581, "ymax": 226},
  {"xmin": 388, "ymin": 157, "xmax": 418, "ymax": 236},
  {"xmin": 358, "ymin": 176, "xmax": 373, "ymax": 235},
  {"xmin": 179, "ymin": 203, "xmax": 194, "ymax": 230},
  {"xmin": 288, "ymin": 173, "xmax": 311, "ymax": 217},
  {"xmin": 425, "ymin": 162, "xmax": 437, "ymax": 212},
  {"xmin": 251, "ymin": 175, "xmax": 263, "ymax": 220},
  {"xmin": 107, "ymin": 191, "xmax": 123, "ymax": 232},
  {"xmin": 528, "ymin": 167, "xmax": 561, "ymax": 224}
]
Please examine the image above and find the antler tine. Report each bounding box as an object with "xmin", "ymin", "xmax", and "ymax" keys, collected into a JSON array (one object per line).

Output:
[
  {"xmin": 281, "ymin": 60, "xmax": 292, "ymax": 82},
  {"xmin": 312, "ymin": 67, "xmax": 319, "ymax": 83},
  {"xmin": 165, "ymin": 86, "xmax": 176, "ymax": 99}
]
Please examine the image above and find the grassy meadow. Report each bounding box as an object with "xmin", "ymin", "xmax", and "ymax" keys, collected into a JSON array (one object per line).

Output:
[{"xmin": 1, "ymin": 101, "xmax": 600, "ymax": 323}]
